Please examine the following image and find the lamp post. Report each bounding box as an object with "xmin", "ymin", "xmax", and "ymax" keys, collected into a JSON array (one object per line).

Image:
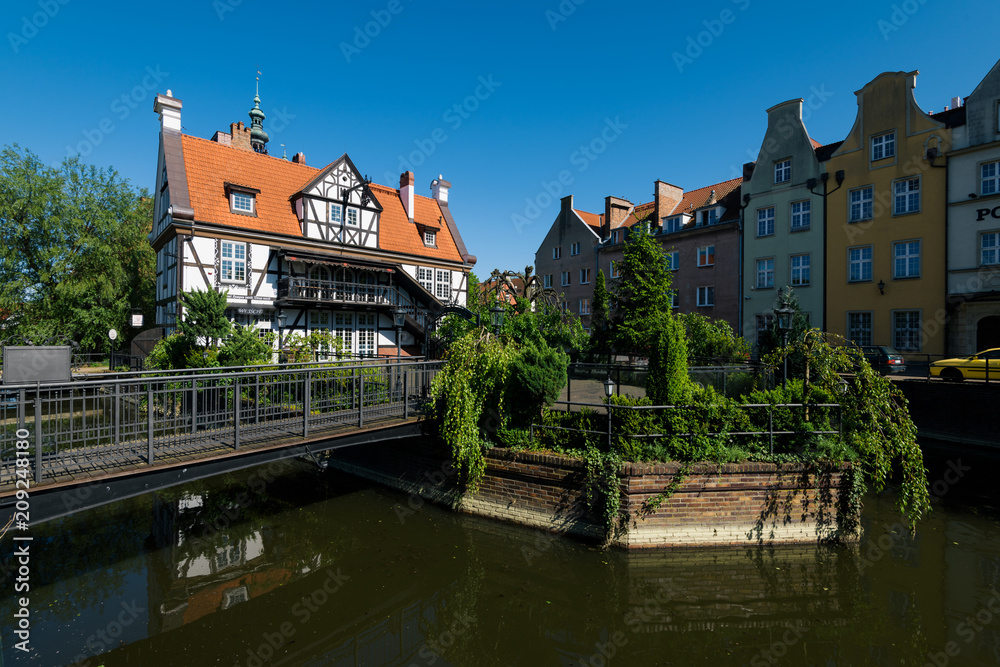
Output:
[
  {"xmin": 774, "ymin": 304, "xmax": 794, "ymax": 389},
  {"xmin": 489, "ymin": 302, "xmax": 505, "ymax": 336},
  {"xmin": 276, "ymin": 311, "xmax": 287, "ymax": 364},
  {"xmin": 604, "ymin": 375, "xmax": 616, "ymax": 450},
  {"xmin": 806, "ymin": 170, "xmax": 845, "ymax": 332}
]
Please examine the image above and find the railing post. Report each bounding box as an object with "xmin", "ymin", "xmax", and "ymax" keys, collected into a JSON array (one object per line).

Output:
[
  {"xmin": 190, "ymin": 381, "xmax": 198, "ymax": 435},
  {"xmin": 114, "ymin": 383, "xmax": 120, "ymax": 447},
  {"xmin": 34, "ymin": 395, "xmax": 42, "ymax": 484},
  {"xmin": 403, "ymin": 368, "xmax": 409, "ymax": 420},
  {"xmin": 147, "ymin": 386, "xmax": 154, "ymax": 464},
  {"xmin": 234, "ymin": 376, "xmax": 241, "ymax": 450},
  {"xmin": 768, "ymin": 404, "xmax": 774, "ymax": 456},
  {"xmin": 17, "ymin": 388, "xmax": 25, "ymax": 431},
  {"xmin": 359, "ymin": 371, "xmax": 365, "ymax": 428},
  {"xmin": 255, "ymin": 375, "xmax": 261, "ymax": 424},
  {"xmin": 303, "ymin": 371, "xmax": 311, "ymax": 438}
]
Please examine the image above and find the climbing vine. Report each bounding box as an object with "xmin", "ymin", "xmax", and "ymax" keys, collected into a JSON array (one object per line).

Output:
[
  {"xmin": 430, "ymin": 330, "xmax": 515, "ymax": 492},
  {"xmin": 583, "ymin": 446, "xmax": 623, "ymax": 544}
]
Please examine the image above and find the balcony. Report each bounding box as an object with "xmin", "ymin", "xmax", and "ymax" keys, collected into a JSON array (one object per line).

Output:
[{"xmin": 277, "ymin": 277, "xmax": 399, "ymax": 306}]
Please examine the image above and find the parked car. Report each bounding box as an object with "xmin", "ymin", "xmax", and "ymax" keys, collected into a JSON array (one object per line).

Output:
[
  {"xmin": 930, "ymin": 348, "xmax": 1000, "ymax": 381},
  {"xmin": 860, "ymin": 345, "xmax": 907, "ymax": 374}
]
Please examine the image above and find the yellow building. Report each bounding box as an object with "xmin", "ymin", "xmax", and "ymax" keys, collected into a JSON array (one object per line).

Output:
[{"xmin": 825, "ymin": 71, "xmax": 951, "ymax": 358}]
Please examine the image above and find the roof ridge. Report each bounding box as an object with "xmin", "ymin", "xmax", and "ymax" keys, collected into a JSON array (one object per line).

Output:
[{"xmin": 181, "ymin": 133, "xmax": 320, "ymax": 170}]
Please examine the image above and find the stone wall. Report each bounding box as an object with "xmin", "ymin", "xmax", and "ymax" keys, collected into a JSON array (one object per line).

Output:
[{"xmin": 327, "ymin": 441, "xmax": 856, "ymax": 549}]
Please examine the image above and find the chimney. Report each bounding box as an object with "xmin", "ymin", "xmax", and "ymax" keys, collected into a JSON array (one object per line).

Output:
[
  {"xmin": 398, "ymin": 171, "xmax": 415, "ymax": 222},
  {"xmin": 951, "ymin": 96, "xmax": 963, "ymax": 108},
  {"xmin": 561, "ymin": 194, "xmax": 574, "ymax": 217},
  {"xmin": 230, "ymin": 121, "xmax": 252, "ymax": 151},
  {"xmin": 653, "ymin": 180, "xmax": 683, "ymax": 224},
  {"xmin": 430, "ymin": 174, "xmax": 451, "ymax": 205},
  {"xmin": 211, "ymin": 130, "xmax": 232, "ymax": 146},
  {"xmin": 153, "ymin": 90, "xmax": 182, "ymax": 133},
  {"xmin": 292, "ymin": 152, "xmax": 306, "ymax": 165},
  {"xmin": 604, "ymin": 196, "xmax": 632, "ymax": 239}
]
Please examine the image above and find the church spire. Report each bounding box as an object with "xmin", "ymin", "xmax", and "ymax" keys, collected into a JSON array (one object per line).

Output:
[{"xmin": 249, "ymin": 70, "xmax": 269, "ymax": 154}]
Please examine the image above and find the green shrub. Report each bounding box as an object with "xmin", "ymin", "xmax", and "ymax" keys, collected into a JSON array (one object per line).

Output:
[{"xmin": 505, "ymin": 341, "xmax": 569, "ymax": 428}]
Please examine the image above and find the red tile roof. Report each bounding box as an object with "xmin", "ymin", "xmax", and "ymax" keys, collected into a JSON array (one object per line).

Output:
[
  {"xmin": 574, "ymin": 209, "xmax": 604, "ymax": 229},
  {"xmin": 178, "ymin": 134, "xmax": 464, "ymax": 263},
  {"xmin": 810, "ymin": 138, "xmax": 823, "ymax": 149},
  {"xmin": 618, "ymin": 177, "xmax": 743, "ymax": 228}
]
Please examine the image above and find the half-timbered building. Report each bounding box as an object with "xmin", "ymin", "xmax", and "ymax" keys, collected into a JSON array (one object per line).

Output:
[{"xmin": 150, "ymin": 90, "xmax": 476, "ymax": 357}]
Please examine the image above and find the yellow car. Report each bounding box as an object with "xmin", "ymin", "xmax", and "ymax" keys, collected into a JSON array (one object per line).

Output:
[{"xmin": 930, "ymin": 348, "xmax": 1000, "ymax": 381}]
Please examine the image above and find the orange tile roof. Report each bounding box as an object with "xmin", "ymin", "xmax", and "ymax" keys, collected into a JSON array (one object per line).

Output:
[
  {"xmin": 574, "ymin": 209, "xmax": 604, "ymax": 229},
  {"xmin": 619, "ymin": 177, "xmax": 744, "ymax": 229},
  {"xmin": 810, "ymin": 137, "xmax": 823, "ymax": 149},
  {"xmin": 178, "ymin": 134, "xmax": 463, "ymax": 263}
]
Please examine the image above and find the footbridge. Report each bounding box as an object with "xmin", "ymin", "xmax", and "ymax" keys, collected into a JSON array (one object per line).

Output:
[{"xmin": 0, "ymin": 359, "xmax": 442, "ymax": 524}]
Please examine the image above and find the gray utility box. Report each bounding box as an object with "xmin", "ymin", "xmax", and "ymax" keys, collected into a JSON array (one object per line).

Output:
[{"xmin": 2, "ymin": 346, "xmax": 73, "ymax": 385}]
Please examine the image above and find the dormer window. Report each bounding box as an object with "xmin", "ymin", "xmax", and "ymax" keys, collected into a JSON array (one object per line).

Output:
[
  {"xmin": 225, "ymin": 183, "xmax": 260, "ymax": 216},
  {"xmin": 330, "ymin": 203, "xmax": 342, "ymax": 223},
  {"xmin": 699, "ymin": 208, "xmax": 719, "ymax": 226},
  {"xmin": 232, "ymin": 192, "xmax": 254, "ymax": 213},
  {"xmin": 424, "ymin": 230, "xmax": 436, "ymax": 246},
  {"xmin": 663, "ymin": 215, "xmax": 685, "ymax": 233}
]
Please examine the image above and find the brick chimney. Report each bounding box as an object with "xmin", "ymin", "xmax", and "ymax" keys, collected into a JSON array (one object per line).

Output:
[
  {"xmin": 229, "ymin": 121, "xmax": 253, "ymax": 152},
  {"xmin": 292, "ymin": 152, "xmax": 306, "ymax": 164},
  {"xmin": 153, "ymin": 90, "xmax": 182, "ymax": 133},
  {"xmin": 604, "ymin": 196, "xmax": 632, "ymax": 239},
  {"xmin": 653, "ymin": 180, "xmax": 683, "ymax": 224},
  {"xmin": 400, "ymin": 171, "xmax": 415, "ymax": 222}
]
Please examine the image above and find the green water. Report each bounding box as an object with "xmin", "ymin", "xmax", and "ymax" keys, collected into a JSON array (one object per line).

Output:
[{"xmin": 3, "ymin": 439, "xmax": 1000, "ymax": 666}]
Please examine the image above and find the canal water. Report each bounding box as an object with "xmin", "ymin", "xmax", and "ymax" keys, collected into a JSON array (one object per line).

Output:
[{"xmin": 3, "ymin": 439, "xmax": 1000, "ymax": 666}]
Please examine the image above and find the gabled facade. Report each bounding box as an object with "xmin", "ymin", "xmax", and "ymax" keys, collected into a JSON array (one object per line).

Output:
[
  {"xmin": 825, "ymin": 71, "xmax": 952, "ymax": 356},
  {"xmin": 533, "ymin": 195, "xmax": 604, "ymax": 330},
  {"xmin": 743, "ymin": 99, "xmax": 830, "ymax": 350},
  {"xmin": 150, "ymin": 91, "xmax": 475, "ymax": 357},
  {"xmin": 945, "ymin": 58, "xmax": 1000, "ymax": 354}
]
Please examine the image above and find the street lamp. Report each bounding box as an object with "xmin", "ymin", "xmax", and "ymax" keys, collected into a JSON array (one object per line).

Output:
[
  {"xmin": 774, "ymin": 304, "xmax": 795, "ymax": 389},
  {"xmin": 276, "ymin": 311, "xmax": 288, "ymax": 364},
  {"xmin": 130, "ymin": 308, "xmax": 144, "ymax": 329},
  {"xmin": 604, "ymin": 375, "xmax": 616, "ymax": 450},
  {"xmin": 489, "ymin": 302, "xmax": 505, "ymax": 336}
]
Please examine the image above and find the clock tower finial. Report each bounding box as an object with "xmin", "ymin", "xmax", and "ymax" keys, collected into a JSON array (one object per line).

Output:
[{"xmin": 249, "ymin": 70, "xmax": 269, "ymax": 154}]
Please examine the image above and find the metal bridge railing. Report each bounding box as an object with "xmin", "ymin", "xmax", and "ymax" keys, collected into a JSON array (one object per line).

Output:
[{"xmin": 0, "ymin": 359, "xmax": 443, "ymax": 487}]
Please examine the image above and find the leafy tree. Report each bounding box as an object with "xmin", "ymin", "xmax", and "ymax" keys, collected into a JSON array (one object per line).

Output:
[
  {"xmin": 609, "ymin": 224, "xmax": 673, "ymax": 357},
  {"xmin": 678, "ymin": 312, "xmax": 750, "ymax": 365},
  {"xmin": 177, "ymin": 288, "xmax": 231, "ymax": 349},
  {"xmin": 505, "ymin": 341, "xmax": 569, "ymax": 428},
  {"xmin": 0, "ymin": 144, "xmax": 154, "ymax": 350},
  {"xmin": 646, "ymin": 313, "xmax": 694, "ymax": 406},
  {"xmin": 217, "ymin": 324, "xmax": 276, "ymax": 367},
  {"xmin": 590, "ymin": 269, "xmax": 611, "ymax": 360}
]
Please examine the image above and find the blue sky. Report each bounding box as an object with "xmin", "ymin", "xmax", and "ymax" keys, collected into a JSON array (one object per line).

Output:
[{"xmin": 2, "ymin": 0, "xmax": 998, "ymax": 276}]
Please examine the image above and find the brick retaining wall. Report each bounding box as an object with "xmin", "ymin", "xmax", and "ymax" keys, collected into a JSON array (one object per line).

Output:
[{"xmin": 328, "ymin": 441, "xmax": 856, "ymax": 549}]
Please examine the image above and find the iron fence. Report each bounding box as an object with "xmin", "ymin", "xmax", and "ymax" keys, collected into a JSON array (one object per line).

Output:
[{"xmin": 0, "ymin": 359, "xmax": 443, "ymax": 487}]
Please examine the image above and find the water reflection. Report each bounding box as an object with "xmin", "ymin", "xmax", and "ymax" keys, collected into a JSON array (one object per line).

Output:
[{"xmin": 2, "ymin": 440, "xmax": 1000, "ymax": 665}]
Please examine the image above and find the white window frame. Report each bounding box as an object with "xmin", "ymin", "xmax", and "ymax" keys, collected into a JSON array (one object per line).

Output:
[
  {"xmin": 579, "ymin": 268, "xmax": 591, "ymax": 284},
  {"xmin": 697, "ymin": 245, "xmax": 715, "ymax": 267},
  {"xmin": 893, "ymin": 177, "xmax": 921, "ymax": 215},
  {"xmin": 849, "ymin": 246, "xmax": 873, "ymax": 283},
  {"xmin": 982, "ymin": 161, "xmax": 1000, "ymax": 196},
  {"xmin": 982, "ymin": 232, "xmax": 1000, "ymax": 266},
  {"xmin": 543, "ymin": 274, "xmax": 553, "ymax": 288},
  {"xmin": 553, "ymin": 246, "xmax": 562, "ymax": 260},
  {"xmin": 757, "ymin": 207, "xmax": 775, "ymax": 237},
  {"xmin": 435, "ymin": 269, "xmax": 451, "ymax": 300},
  {"xmin": 417, "ymin": 267, "xmax": 433, "ymax": 292},
  {"xmin": 893, "ymin": 310, "xmax": 921, "ymax": 352},
  {"xmin": 790, "ymin": 254, "xmax": 811, "ymax": 287},
  {"xmin": 871, "ymin": 131, "xmax": 896, "ymax": 161},
  {"xmin": 220, "ymin": 241, "xmax": 246, "ymax": 283},
  {"xmin": 610, "ymin": 261, "xmax": 620, "ymax": 279},
  {"xmin": 571, "ymin": 242, "xmax": 581, "ymax": 256},
  {"xmin": 667, "ymin": 250, "xmax": 679, "ymax": 271},
  {"xmin": 346, "ymin": 208, "xmax": 359, "ymax": 226},
  {"xmin": 696, "ymin": 286, "xmax": 714, "ymax": 307},
  {"xmin": 357, "ymin": 312, "xmax": 377, "ymax": 357},
  {"xmin": 848, "ymin": 311, "xmax": 873, "ymax": 346},
  {"xmin": 849, "ymin": 186, "xmax": 873, "ymax": 222},
  {"xmin": 330, "ymin": 203, "xmax": 342, "ymax": 223},
  {"xmin": 893, "ymin": 240, "xmax": 921, "ymax": 279},
  {"xmin": 756, "ymin": 258, "xmax": 774, "ymax": 289},
  {"xmin": 579, "ymin": 298, "xmax": 590, "ymax": 315},
  {"xmin": 774, "ymin": 159, "xmax": 791, "ymax": 184},
  {"xmin": 561, "ymin": 271, "xmax": 570, "ymax": 287},
  {"xmin": 231, "ymin": 191, "xmax": 254, "ymax": 214},
  {"xmin": 335, "ymin": 313, "xmax": 354, "ymax": 356},
  {"xmin": 664, "ymin": 216, "xmax": 683, "ymax": 233},
  {"xmin": 611, "ymin": 230, "xmax": 621, "ymax": 244},
  {"xmin": 790, "ymin": 200, "xmax": 810, "ymax": 230}
]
